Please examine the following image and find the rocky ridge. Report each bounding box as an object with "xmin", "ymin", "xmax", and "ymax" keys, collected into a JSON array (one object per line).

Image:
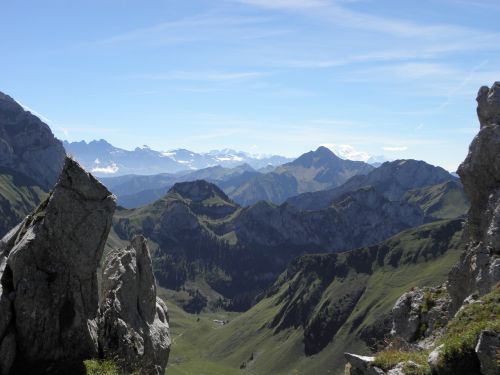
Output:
[
  {"xmin": 0, "ymin": 91, "xmax": 65, "ymax": 190},
  {"xmin": 345, "ymin": 83, "xmax": 500, "ymax": 374},
  {"xmin": 114, "ymin": 177, "xmax": 428, "ymax": 310}
]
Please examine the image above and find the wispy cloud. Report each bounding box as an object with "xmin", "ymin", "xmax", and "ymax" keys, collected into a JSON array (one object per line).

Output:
[
  {"xmin": 91, "ymin": 12, "xmax": 287, "ymax": 47},
  {"xmin": 438, "ymin": 59, "xmax": 489, "ymax": 109},
  {"xmin": 237, "ymin": 0, "xmax": 487, "ymax": 39},
  {"xmin": 145, "ymin": 71, "xmax": 269, "ymax": 82},
  {"xmin": 238, "ymin": 0, "xmax": 328, "ymax": 9}
]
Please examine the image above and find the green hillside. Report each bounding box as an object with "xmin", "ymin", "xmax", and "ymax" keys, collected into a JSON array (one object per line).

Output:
[
  {"xmin": 404, "ymin": 180, "xmax": 468, "ymax": 220},
  {"xmin": 111, "ymin": 179, "xmax": 434, "ymax": 311},
  {"xmin": 0, "ymin": 167, "xmax": 47, "ymax": 236},
  {"xmin": 164, "ymin": 219, "xmax": 465, "ymax": 375}
]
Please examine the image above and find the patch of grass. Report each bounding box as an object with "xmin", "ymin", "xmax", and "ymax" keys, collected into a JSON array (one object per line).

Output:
[
  {"xmin": 421, "ymin": 291, "xmax": 435, "ymax": 314},
  {"xmin": 438, "ymin": 285, "xmax": 500, "ymax": 363},
  {"xmin": 84, "ymin": 360, "xmax": 121, "ymax": 375},
  {"xmin": 373, "ymin": 349, "xmax": 431, "ymax": 375}
]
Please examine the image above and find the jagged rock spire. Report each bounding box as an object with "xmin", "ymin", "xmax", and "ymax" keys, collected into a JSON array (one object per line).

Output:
[{"xmin": 0, "ymin": 157, "xmax": 116, "ymax": 373}]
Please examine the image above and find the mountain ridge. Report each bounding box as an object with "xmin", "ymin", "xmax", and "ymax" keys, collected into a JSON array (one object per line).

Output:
[{"xmin": 64, "ymin": 139, "xmax": 293, "ymax": 176}]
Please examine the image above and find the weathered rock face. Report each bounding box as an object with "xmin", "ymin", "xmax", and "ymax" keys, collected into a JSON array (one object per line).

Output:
[
  {"xmin": 0, "ymin": 157, "xmax": 116, "ymax": 373},
  {"xmin": 98, "ymin": 235, "xmax": 171, "ymax": 375},
  {"xmin": 475, "ymin": 330, "xmax": 500, "ymax": 375},
  {"xmin": 391, "ymin": 285, "xmax": 452, "ymax": 346},
  {"xmin": 0, "ymin": 92, "xmax": 66, "ymax": 190},
  {"xmin": 449, "ymin": 82, "xmax": 500, "ymax": 310}
]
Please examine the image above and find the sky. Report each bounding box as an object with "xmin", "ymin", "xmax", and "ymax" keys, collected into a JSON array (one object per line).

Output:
[{"xmin": 1, "ymin": 0, "xmax": 500, "ymax": 171}]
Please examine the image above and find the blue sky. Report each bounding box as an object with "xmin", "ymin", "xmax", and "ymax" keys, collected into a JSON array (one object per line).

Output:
[{"xmin": 1, "ymin": 0, "xmax": 499, "ymax": 170}]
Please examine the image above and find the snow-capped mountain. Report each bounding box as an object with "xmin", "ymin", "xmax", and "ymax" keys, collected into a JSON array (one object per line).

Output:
[{"xmin": 63, "ymin": 140, "xmax": 293, "ymax": 176}]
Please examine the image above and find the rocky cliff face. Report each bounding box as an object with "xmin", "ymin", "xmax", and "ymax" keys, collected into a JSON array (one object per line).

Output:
[
  {"xmin": 0, "ymin": 157, "xmax": 115, "ymax": 373},
  {"xmin": 0, "ymin": 92, "xmax": 65, "ymax": 190},
  {"xmin": 448, "ymin": 82, "xmax": 500, "ymax": 311},
  {"xmin": 98, "ymin": 236, "xmax": 171, "ymax": 375},
  {"xmin": 345, "ymin": 83, "xmax": 500, "ymax": 375},
  {"xmin": 0, "ymin": 158, "xmax": 170, "ymax": 374}
]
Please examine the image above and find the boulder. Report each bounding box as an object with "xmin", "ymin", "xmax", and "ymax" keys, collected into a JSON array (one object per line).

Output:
[
  {"xmin": 475, "ymin": 330, "xmax": 500, "ymax": 375},
  {"xmin": 344, "ymin": 353, "xmax": 385, "ymax": 375},
  {"xmin": 427, "ymin": 345, "xmax": 443, "ymax": 374},
  {"xmin": 0, "ymin": 157, "xmax": 116, "ymax": 371},
  {"xmin": 391, "ymin": 285, "xmax": 451, "ymax": 345},
  {"xmin": 386, "ymin": 361, "xmax": 422, "ymax": 375},
  {"xmin": 98, "ymin": 235, "xmax": 171, "ymax": 375},
  {"xmin": 391, "ymin": 289, "xmax": 424, "ymax": 342}
]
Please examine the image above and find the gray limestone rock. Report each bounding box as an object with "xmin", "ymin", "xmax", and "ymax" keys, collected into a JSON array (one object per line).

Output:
[
  {"xmin": 477, "ymin": 82, "xmax": 500, "ymax": 128},
  {"xmin": 449, "ymin": 82, "xmax": 500, "ymax": 311},
  {"xmin": 98, "ymin": 235, "xmax": 171, "ymax": 375},
  {"xmin": 391, "ymin": 285, "xmax": 452, "ymax": 345},
  {"xmin": 0, "ymin": 157, "xmax": 116, "ymax": 369},
  {"xmin": 475, "ymin": 330, "xmax": 500, "ymax": 375},
  {"xmin": 344, "ymin": 353, "xmax": 385, "ymax": 375}
]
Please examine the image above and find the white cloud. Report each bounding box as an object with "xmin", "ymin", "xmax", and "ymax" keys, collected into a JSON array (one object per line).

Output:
[
  {"xmin": 383, "ymin": 146, "xmax": 408, "ymax": 151},
  {"xmin": 321, "ymin": 143, "xmax": 371, "ymax": 161},
  {"xmin": 91, "ymin": 163, "xmax": 119, "ymax": 174}
]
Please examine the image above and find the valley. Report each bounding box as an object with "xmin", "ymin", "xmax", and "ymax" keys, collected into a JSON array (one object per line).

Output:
[{"xmin": 0, "ymin": 81, "xmax": 497, "ymax": 375}]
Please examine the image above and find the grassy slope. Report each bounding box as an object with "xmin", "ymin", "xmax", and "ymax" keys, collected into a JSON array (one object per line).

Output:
[
  {"xmin": 0, "ymin": 167, "xmax": 47, "ymax": 236},
  {"xmin": 404, "ymin": 180, "xmax": 468, "ymax": 220},
  {"xmin": 164, "ymin": 220, "xmax": 465, "ymax": 375}
]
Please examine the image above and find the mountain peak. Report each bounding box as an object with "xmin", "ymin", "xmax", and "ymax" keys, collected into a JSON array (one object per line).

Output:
[
  {"xmin": 170, "ymin": 180, "xmax": 231, "ymax": 203},
  {"xmin": 292, "ymin": 146, "xmax": 339, "ymax": 167}
]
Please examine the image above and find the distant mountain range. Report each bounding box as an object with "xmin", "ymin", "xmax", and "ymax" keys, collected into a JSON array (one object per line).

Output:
[
  {"xmin": 101, "ymin": 146, "xmax": 377, "ymax": 207},
  {"xmin": 63, "ymin": 139, "xmax": 293, "ymax": 176},
  {"xmin": 287, "ymin": 159, "xmax": 458, "ymax": 210},
  {"xmin": 230, "ymin": 146, "xmax": 375, "ymax": 205},
  {"xmin": 101, "ymin": 148, "xmax": 462, "ymax": 211}
]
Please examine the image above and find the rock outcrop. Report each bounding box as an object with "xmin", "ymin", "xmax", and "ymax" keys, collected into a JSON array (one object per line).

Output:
[
  {"xmin": 0, "ymin": 157, "xmax": 116, "ymax": 373},
  {"xmin": 448, "ymin": 82, "xmax": 500, "ymax": 311},
  {"xmin": 345, "ymin": 83, "xmax": 500, "ymax": 375},
  {"xmin": 475, "ymin": 330, "xmax": 500, "ymax": 375},
  {"xmin": 98, "ymin": 236, "xmax": 171, "ymax": 375},
  {"xmin": 391, "ymin": 285, "xmax": 452, "ymax": 346},
  {"xmin": 0, "ymin": 157, "xmax": 171, "ymax": 374},
  {"xmin": 344, "ymin": 353, "xmax": 384, "ymax": 375},
  {"xmin": 0, "ymin": 92, "xmax": 66, "ymax": 189}
]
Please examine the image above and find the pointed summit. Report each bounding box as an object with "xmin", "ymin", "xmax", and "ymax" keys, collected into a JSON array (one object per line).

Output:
[
  {"xmin": 170, "ymin": 180, "xmax": 232, "ymax": 203},
  {"xmin": 291, "ymin": 146, "xmax": 339, "ymax": 168}
]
